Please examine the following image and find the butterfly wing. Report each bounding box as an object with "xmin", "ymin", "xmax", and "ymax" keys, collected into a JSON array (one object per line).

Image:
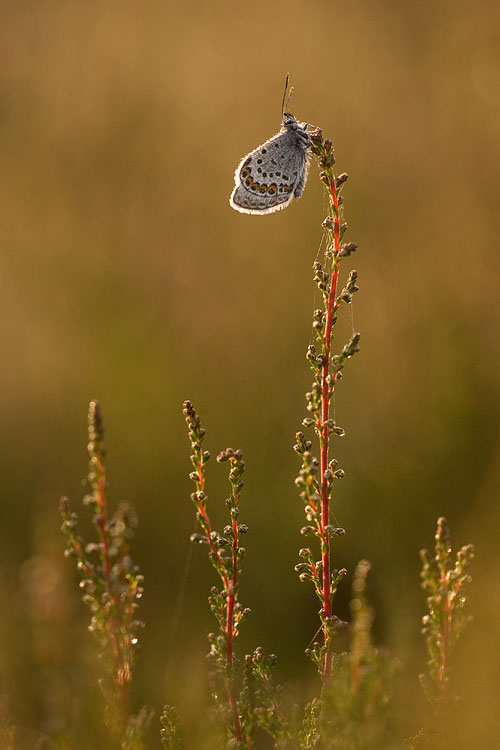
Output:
[{"xmin": 230, "ymin": 129, "xmax": 309, "ymax": 215}]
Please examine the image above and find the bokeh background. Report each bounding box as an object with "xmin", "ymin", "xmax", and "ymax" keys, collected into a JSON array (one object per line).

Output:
[{"xmin": 1, "ymin": 0, "xmax": 499, "ymax": 746}]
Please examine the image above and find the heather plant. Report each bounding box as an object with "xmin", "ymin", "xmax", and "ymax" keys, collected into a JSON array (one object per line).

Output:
[
  {"xmin": 160, "ymin": 705, "xmax": 182, "ymax": 750},
  {"xmin": 293, "ymin": 128, "xmax": 359, "ymax": 688},
  {"xmin": 406, "ymin": 518, "xmax": 474, "ymax": 749},
  {"xmin": 180, "ymin": 400, "xmax": 289, "ymax": 748},
  {"xmin": 60, "ymin": 401, "xmax": 152, "ymax": 748},
  {"xmin": 419, "ymin": 517, "xmax": 474, "ymax": 713}
]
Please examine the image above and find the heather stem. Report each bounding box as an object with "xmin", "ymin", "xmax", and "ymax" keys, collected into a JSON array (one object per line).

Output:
[{"xmin": 319, "ymin": 177, "xmax": 341, "ymax": 684}]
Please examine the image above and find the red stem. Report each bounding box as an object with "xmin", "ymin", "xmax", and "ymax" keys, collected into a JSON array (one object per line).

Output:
[
  {"xmin": 319, "ymin": 177, "xmax": 341, "ymax": 684},
  {"xmin": 226, "ymin": 581, "xmax": 235, "ymax": 667},
  {"xmin": 196, "ymin": 461, "xmax": 228, "ymax": 585}
]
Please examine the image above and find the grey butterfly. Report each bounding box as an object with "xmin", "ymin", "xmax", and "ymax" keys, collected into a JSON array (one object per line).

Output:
[{"xmin": 230, "ymin": 82, "xmax": 313, "ymax": 215}]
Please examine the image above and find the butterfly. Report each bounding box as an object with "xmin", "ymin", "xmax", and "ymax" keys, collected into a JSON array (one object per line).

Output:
[{"xmin": 230, "ymin": 78, "xmax": 314, "ymax": 215}]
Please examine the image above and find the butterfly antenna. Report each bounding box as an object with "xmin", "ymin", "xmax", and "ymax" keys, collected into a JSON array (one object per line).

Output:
[{"xmin": 281, "ymin": 73, "xmax": 294, "ymax": 117}]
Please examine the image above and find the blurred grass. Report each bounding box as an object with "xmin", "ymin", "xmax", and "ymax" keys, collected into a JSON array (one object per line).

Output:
[{"xmin": 1, "ymin": 0, "xmax": 500, "ymax": 745}]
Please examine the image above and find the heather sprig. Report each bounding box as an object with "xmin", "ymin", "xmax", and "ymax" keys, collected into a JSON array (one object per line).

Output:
[
  {"xmin": 240, "ymin": 648, "xmax": 290, "ymax": 748},
  {"xmin": 160, "ymin": 705, "xmax": 182, "ymax": 749},
  {"xmin": 183, "ymin": 400, "xmax": 250, "ymax": 666},
  {"xmin": 419, "ymin": 517, "xmax": 474, "ymax": 716},
  {"xmin": 183, "ymin": 400, "xmax": 249, "ymax": 746},
  {"xmin": 294, "ymin": 128, "xmax": 360, "ymax": 686},
  {"xmin": 60, "ymin": 401, "xmax": 146, "ymax": 742},
  {"xmin": 183, "ymin": 400, "xmax": 289, "ymax": 748}
]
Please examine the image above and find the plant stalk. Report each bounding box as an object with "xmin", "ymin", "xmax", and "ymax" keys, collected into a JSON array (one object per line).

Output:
[{"xmin": 319, "ymin": 176, "xmax": 341, "ymax": 684}]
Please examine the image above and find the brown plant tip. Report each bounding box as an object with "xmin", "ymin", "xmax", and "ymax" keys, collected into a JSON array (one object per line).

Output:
[
  {"xmin": 182, "ymin": 400, "xmax": 196, "ymax": 419},
  {"xmin": 216, "ymin": 447, "xmax": 243, "ymax": 462},
  {"xmin": 88, "ymin": 399, "xmax": 104, "ymax": 431},
  {"xmin": 309, "ymin": 128, "xmax": 323, "ymax": 143}
]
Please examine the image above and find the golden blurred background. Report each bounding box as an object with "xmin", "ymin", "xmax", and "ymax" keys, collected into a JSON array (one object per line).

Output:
[{"xmin": 1, "ymin": 0, "xmax": 499, "ymax": 746}]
